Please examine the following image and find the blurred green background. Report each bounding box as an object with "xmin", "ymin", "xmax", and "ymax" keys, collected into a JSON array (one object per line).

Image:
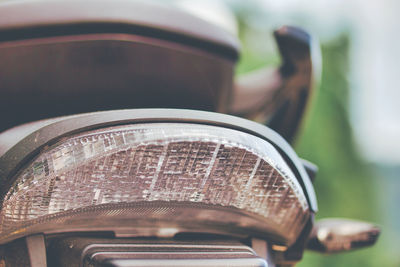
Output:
[{"xmin": 233, "ymin": 4, "xmax": 399, "ymax": 266}]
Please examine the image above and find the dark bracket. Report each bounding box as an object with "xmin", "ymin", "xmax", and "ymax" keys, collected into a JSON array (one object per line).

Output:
[{"xmin": 267, "ymin": 26, "xmax": 320, "ymax": 143}]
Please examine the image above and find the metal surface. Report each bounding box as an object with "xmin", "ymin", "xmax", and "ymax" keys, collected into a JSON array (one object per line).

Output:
[
  {"xmin": 307, "ymin": 218, "xmax": 380, "ymax": 253},
  {"xmin": 104, "ymin": 259, "xmax": 266, "ymax": 267},
  {"xmin": 47, "ymin": 237, "xmax": 268, "ymax": 267},
  {"xmin": 26, "ymin": 235, "xmax": 47, "ymax": 267}
]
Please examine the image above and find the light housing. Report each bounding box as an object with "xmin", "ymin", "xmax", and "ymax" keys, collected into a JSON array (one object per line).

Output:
[{"xmin": 0, "ymin": 109, "xmax": 316, "ymax": 247}]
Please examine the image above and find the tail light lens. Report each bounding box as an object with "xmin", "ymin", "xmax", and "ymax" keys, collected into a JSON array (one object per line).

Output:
[{"xmin": 0, "ymin": 123, "xmax": 309, "ymax": 245}]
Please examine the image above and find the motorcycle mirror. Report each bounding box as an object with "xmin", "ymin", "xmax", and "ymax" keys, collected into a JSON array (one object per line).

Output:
[{"xmin": 306, "ymin": 218, "xmax": 380, "ymax": 254}]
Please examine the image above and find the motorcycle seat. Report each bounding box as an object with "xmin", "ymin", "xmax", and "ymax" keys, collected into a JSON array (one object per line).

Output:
[
  {"xmin": 0, "ymin": 0, "xmax": 240, "ymax": 132},
  {"xmin": 0, "ymin": 0, "xmax": 239, "ymax": 58}
]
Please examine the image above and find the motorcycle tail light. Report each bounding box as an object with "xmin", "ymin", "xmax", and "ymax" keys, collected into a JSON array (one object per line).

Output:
[{"xmin": 0, "ymin": 123, "xmax": 309, "ymax": 245}]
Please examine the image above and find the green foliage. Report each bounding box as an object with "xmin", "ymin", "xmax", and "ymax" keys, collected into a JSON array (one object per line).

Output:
[
  {"xmin": 295, "ymin": 34, "xmax": 383, "ymax": 267},
  {"xmin": 237, "ymin": 30, "xmax": 394, "ymax": 266},
  {"xmin": 296, "ymin": 36, "xmax": 377, "ymax": 221}
]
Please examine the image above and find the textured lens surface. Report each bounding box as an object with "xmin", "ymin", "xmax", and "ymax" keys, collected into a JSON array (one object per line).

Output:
[{"xmin": 0, "ymin": 123, "xmax": 309, "ymax": 243}]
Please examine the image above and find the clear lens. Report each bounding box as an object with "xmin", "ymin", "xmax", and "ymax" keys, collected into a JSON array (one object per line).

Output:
[{"xmin": 0, "ymin": 123, "xmax": 309, "ymax": 244}]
